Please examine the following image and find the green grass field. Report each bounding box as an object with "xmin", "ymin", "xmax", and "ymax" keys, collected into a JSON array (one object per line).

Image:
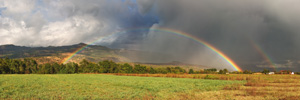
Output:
[
  {"xmin": 0, "ymin": 74, "xmax": 244, "ymax": 99},
  {"xmin": 118, "ymin": 74, "xmax": 300, "ymax": 99}
]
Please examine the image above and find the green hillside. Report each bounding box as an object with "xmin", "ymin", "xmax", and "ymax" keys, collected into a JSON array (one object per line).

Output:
[
  {"xmin": 0, "ymin": 43, "xmax": 207, "ymax": 69},
  {"xmin": 0, "ymin": 74, "xmax": 244, "ymax": 99},
  {"xmin": 0, "ymin": 43, "xmax": 129, "ymax": 63}
]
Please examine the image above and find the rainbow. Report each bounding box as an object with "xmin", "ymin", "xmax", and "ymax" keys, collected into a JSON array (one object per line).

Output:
[
  {"xmin": 61, "ymin": 28, "xmax": 242, "ymax": 72},
  {"xmin": 250, "ymin": 40, "xmax": 276, "ymax": 71}
]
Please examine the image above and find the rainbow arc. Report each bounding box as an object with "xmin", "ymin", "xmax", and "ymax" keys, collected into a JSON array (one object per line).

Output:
[
  {"xmin": 61, "ymin": 28, "xmax": 243, "ymax": 72},
  {"xmin": 250, "ymin": 40, "xmax": 276, "ymax": 71}
]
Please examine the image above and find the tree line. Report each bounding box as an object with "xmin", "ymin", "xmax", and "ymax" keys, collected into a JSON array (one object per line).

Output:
[
  {"xmin": 0, "ymin": 58, "xmax": 188, "ymax": 74},
  {"xmin": 1, "ymin": 58, "xmax": 298, "ymax": 74}
]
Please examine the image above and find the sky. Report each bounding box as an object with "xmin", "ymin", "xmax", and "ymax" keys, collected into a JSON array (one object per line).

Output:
[{"xmin": 1, "ymin": 0, "xmax": 300, "ymax": 71}]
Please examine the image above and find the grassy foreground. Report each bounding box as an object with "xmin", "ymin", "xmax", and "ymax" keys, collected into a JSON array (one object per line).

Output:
[
  {"xmin": 117, "ymin": 74, "xmax": 300, "ymax": 99},
  {"xmin": 0, "ymin": 74, "xmax": 244, "ymax": 100}
]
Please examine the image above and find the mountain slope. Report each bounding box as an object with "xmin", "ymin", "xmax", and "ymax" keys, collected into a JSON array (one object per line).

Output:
[
  {"xmin": 0, "ymin": 43, "xmax": 127, "ymax": 63},
  {"xmin": 0, "ymin": 43, "xmax": 208, "ymax": 69}
]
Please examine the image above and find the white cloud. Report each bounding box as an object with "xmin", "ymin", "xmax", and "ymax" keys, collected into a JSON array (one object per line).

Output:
[
  {"xmin": 0, "ymin": 0, "xmax": 132, "ymax": 46},
  {"xmin": 37, "ymin": 15, "xmax": 104, "ymax": 46},
  {"xmin": 0, "ymin": 17, "xmax": 35, "ymax": 45}
]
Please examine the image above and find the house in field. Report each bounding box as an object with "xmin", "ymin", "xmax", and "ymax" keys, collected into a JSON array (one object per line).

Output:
[
  {"xmin": 291, "ymin": 72, "xmax": 295, "ymax": 75},
  {"xmin": 268, "ymin": 72, "xmax": 275, "ymax": 75}
]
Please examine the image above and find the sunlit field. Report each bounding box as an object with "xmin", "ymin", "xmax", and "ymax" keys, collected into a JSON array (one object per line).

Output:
[
  {"xmin": 0, "ymin": 74, "xmax": 243, "ymax": 100},
  {"xmin": 116, "ymin": 74, "xmax": 300, "ymax": 99},
  {"xmin": 1, "ymin": 74, "xmax": 300, "ymax": 99}
]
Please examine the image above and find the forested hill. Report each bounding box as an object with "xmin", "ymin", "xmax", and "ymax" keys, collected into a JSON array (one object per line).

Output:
[
  {"xmin": 0, "ymin": 43, "xmax": 91, "ymax": 58},
  {"xmin": 0, "ymin": 43, "xmax": 127, "ymax": 63},
  {"xmin": 0, "ymin": 43, "xmax": 182, "ymax": 64},
  {"xmin": 0, "ymin": 43, "xmax": 208, "ymax": 70}
]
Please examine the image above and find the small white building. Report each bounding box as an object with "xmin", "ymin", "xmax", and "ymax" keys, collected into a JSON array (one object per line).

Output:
[
  {"xmin": 291, "ymin": 72, "xmax": 294, "ymax": 75},
  {"xmin": 268, "ymin": 72, "xmax": 275, "ymax": 75}
]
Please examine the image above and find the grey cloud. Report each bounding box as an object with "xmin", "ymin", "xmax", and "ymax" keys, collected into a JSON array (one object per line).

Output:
[
  {"xmin": 136, "ymin": 0, "xmax": 156, "ymax": 14},
  {"xmin": 256, "ymin": 60, "xmax": 295, "ymax": 69},
  {"xmin": 136, "ymin": 0, "xmax": 300, "ymax": 71}
]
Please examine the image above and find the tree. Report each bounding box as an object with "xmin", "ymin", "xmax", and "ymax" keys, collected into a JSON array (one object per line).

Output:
[
  {"xmin": 204, "ymin": 68, "xmax": 217, "ymax": 74},
  {"xmin": 166, "ymin": 67, "xmax": 172, "ymax": 73},
  {"xmin": 44, "ymin": 63, "xmax": 52, "ymax": 74},
  {"xmin": 218, "ymin": 69, "xmax": 224, "ymax": 74},
  {"xmin": 149, "ymin": 67, "xmax": 156, "ymax": 74},
  {"xmin": 87, "ymin": 63, "xmax": 98, "ymax": 73},
  {"xmin": 24, "ymin": 58, "xmax": 38, "ymax": 74},
  {"xmin": 223, "ymin": 69, "xmax": 228, "ymax": 74},
  {"xmin": 243, "ymin": 70, "xmax": 252, "ymax": 74},
  {"xmin": 99, "ymin": 60, "xmax": 117, "ymax": 73},
  {"xmin": 134, "ymin": 65, "xmax": 147, "ymax": 74},
  {"xmin": 0, "ymin": 58, "xmax": 10, "ymax": 74},
  {"xmin": 79, "ymin": 59, "xmax": 90, "ymax": 73},
  {"xmin": 52, "ymin": 63, "xmax": 61, "ymax": 74},
  {"xmin": 156, "ymin": 68, "xmax": 168, "ymax": 74},
  {"xmin": 188, "ymin": 69, "xmax": 194, "ymax": 74},
  {"xmin": 174, "ymin": 67, "xmax": 186, "ymax": 74},
  {"xmin": 121, "ymin": 63, "xmax": 133, "ymax": 73},
  {"xmin": 262, "ymin": 69, "xmax": 270, "ymax": 74},
  {"xmin": 65, "ymin": 62, "xmax": 78, "ymax": 74}
]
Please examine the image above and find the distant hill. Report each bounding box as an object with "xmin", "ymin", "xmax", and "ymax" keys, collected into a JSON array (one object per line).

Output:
[
  {"xmin": 0, "ymin": 43, "xmax": 208, "ymax": 69},
  {"xmin": 0, "ymin": 43, "xmax": 92, "ymax": 58},
  {"xmin": 0, "ymin": 43, "xmax": 127, "ymax": 63}
]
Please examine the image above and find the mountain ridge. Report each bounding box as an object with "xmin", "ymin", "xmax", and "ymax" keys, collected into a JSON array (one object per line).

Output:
[{"xmin": 0, "ymin": 43, "xmax": 208, "ymax": 69}]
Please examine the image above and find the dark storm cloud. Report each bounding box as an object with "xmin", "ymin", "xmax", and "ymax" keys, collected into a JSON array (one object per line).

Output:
[{"xmin": 136, "ymin": 0, "xmax": 300, "ymax": 71}]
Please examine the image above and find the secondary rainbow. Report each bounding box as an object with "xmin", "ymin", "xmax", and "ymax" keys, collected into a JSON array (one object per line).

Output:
[
  {"xmin": 61, "ymin": 28, "xmax": 243, "ymax": 72},
  {"xmin": 250, "ymin": 40, "xmax": 276, "ymax": 71}
]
